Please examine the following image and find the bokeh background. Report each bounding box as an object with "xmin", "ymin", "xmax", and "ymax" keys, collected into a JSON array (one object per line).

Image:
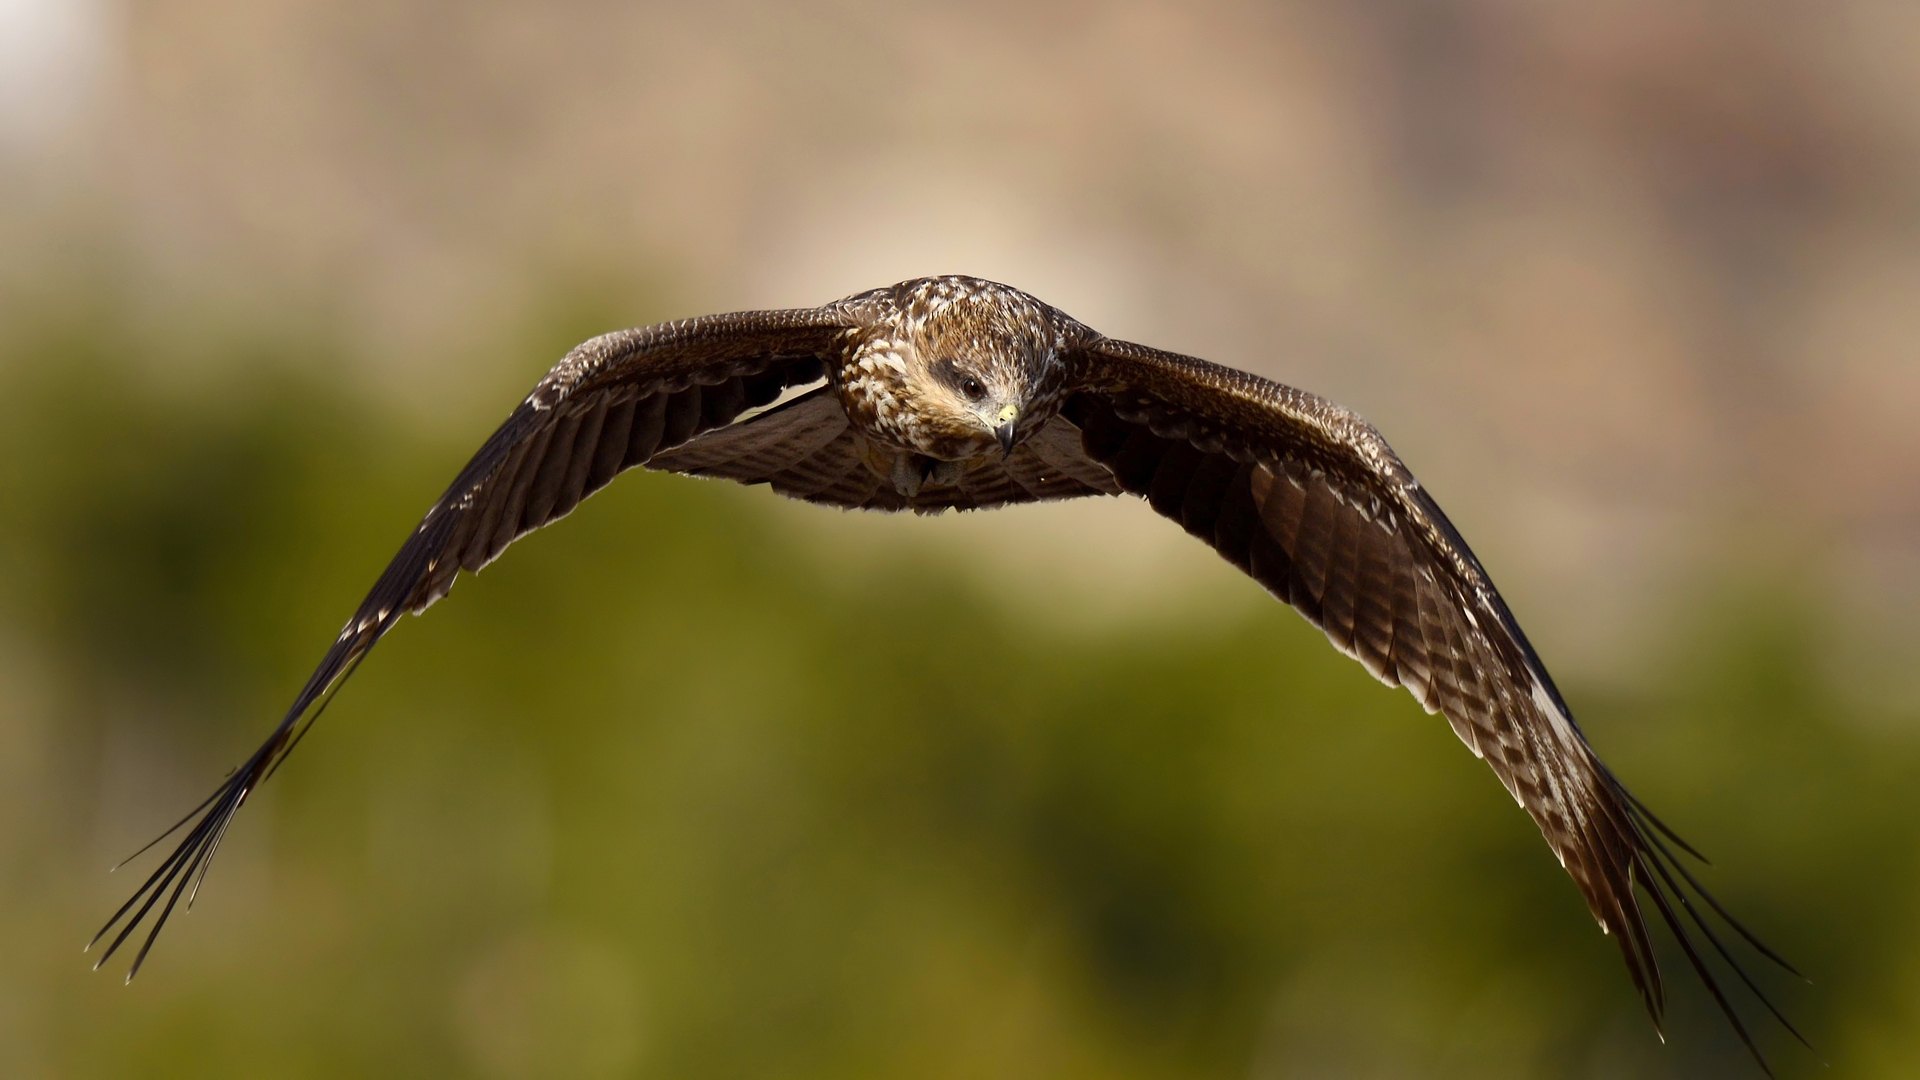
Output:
[{"xmin": 4, "ymin": 1, "xmax": 1918, "ymax": 1076}]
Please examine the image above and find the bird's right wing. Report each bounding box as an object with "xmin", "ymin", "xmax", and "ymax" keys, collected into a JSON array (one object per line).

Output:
[
  {"xmin": 1057, "ymin": 334, "xmax": 1802, "ymax": 1070},
  {"xmin": 92, "ymin": 307, "xmax": 852, "ymax": 978}
]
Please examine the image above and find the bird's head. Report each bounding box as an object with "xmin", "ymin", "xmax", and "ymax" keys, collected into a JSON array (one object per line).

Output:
[{"xmin": 851, "ymin": 277, "xmax": 1066, "ymax": 460}]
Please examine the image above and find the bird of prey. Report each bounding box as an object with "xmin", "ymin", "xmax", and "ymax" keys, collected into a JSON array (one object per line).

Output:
[{"xmin": 93, "ymin": 275, "xmax": 1799, "ymax": 1066}]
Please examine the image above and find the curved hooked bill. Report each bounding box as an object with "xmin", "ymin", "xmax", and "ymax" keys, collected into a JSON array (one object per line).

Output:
[{"xmin": 993, "ymin": 403, "xmax": 1019, "ymax": 456}]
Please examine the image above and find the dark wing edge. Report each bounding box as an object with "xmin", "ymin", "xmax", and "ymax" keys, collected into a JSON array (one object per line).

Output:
[
  {"xmin": 90, "ymin": 307, "xmax": 852, "ymax": 979},
  {"xmin": 1062, "ymin": 335, "xmax": 1805, "ymax": 1072}
]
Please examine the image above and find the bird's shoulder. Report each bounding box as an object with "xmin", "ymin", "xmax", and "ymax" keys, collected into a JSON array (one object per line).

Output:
[{"xmin": 1069, "ymin": 334, "xmax": 1410, "ymax": 489}]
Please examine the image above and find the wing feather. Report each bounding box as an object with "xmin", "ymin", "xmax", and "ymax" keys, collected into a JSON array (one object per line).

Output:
[
  {"xmin": 650, "ymin": 396, "xmax": 1117, "ymax": 515},
  {"xmin": 1347, "ymin": 507, "xmax": 1396, "ymax": 681},
  {"xmin": 624, "ymin": 390, "xmax": 669, "ymax": 467},
  {"xmin": 645, "ymin": 386, "xmax": 848, "ymax": 479},
  {"xmin": 1056, "ymin": 334, "xmax": 1796, "ymax": 1069},
  {"xmin": 460, "ymin": 433, "xmax": 534, "ymax": 571},
  {"xmin": 1022, "ymin": 418, "xmax": 1125, "ymax": 497},
  {"xmin": 1290, "ymin": 476, "xmax": 1337, "ymax": 608},
  {"xmin": 1387, "ymin": 545, "xmax": 1432, "ymax": 706},
  {"xmin": 552, "ymin": 393, "xmax": 610, "ymax": 520},
  {"xmin": 661, "ymin": 385, "xmax": 704, "ymax": 447},
  {"xmin": 93, "ymin": 308, "xmax": 853, "ymax": 978},
  {"xmin": 525, "ymin": 405, "xmax": 586, "ymax": 527},
  {"xmin": 586, "ymin": 393, "xmax": 638, "ymax": 492}
]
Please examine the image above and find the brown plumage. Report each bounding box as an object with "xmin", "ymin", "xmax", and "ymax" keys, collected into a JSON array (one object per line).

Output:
[{"xmin": 94, "ymin": 276, "xmax": 1800, "ymax": 1068}]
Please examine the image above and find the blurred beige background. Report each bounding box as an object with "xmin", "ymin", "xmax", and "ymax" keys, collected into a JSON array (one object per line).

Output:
[
  {"xmin": 3, "ymin": 4, "xmax": 1919, "ymax": 1076},
  {"xmin": 8, "ymin": 0, "xmax": 1918, "ymax": 687}
]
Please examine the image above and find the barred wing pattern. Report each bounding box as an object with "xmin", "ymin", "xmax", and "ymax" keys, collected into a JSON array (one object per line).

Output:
[
  {"xmin": 90, "ymin": 308, "xmax": 850, "ymax": 978},
  {"xmin": 1061, "ymin": 336, "xmax": 1800, "ymax": 1066},
  {"xmin": 647, "ymin": 387, "xmax": 1120, "ymax": 512},
  {"xmin": 92, "ymin": 284, "xmax": 1795, "ymax": 1070}
]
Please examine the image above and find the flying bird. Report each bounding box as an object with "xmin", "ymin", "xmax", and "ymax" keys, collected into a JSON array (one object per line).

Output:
[{"xmin": 94, "ymin": 276, "xmax": 1800, "ymax": 1067}]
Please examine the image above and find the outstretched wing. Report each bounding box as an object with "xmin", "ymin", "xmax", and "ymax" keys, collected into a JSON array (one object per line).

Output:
[
  {"xmin": 92, "ymin": 308, "xmax": 851, "ymax": 978},
  {"xmin": 1059, "ymin": 335, "xmax": 1801, "ymax": 1068}
]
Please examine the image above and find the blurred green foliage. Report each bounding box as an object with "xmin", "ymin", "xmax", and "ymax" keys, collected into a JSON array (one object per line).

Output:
[{"xmin": 1, "ymin": 296, "xmax": 1914, "ymax": 1079}]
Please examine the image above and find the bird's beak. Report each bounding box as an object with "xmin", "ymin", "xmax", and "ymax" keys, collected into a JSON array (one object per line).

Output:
[{"xmin": 993, "ymin": 404, "xmax": 1019, "ymax": 457}]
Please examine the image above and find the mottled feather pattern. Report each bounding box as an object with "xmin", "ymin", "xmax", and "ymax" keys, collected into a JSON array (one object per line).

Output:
[
  {"xmin": 89, "ymin": 309, "xmax": 845, "ymax": 979},
  {"xmin": 1068, "ymin": 382, "xmax": 1650, "ymax": 977},
  {"xmin": 832, "ymin": 278, "xmax": 1077, "ymax": 462},
  {"xmin": 97, "ymin": 276, "xmax": 1797, "ymax": 1072},
  {"xmin": 1060, "ymin": 341, "xmax": 1800, "ymax": 1065}
]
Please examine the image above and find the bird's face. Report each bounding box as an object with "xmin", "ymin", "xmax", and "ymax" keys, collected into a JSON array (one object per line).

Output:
[
  {"xmin": 916, "ymin": 338, "xmax": 1038, "ymax": 459},
  {"xmin": 867, "ymin": 280, "xmax": 1061, "ymax": 461}
]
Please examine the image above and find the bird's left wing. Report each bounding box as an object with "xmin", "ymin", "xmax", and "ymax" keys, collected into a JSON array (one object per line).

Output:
[
  {"xmin": 1056, "ymin": 334, "xmax": 1800, "ymax": 1068},
  {"xmin": 92, "ymin": 308, "xmax": 851, "ymax": 978}
]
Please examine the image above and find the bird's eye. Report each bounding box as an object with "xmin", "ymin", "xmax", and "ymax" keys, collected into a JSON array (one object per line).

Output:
[{"xmin": 959, "ymin": 376, "xmax": 987, "ymax": 401}]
